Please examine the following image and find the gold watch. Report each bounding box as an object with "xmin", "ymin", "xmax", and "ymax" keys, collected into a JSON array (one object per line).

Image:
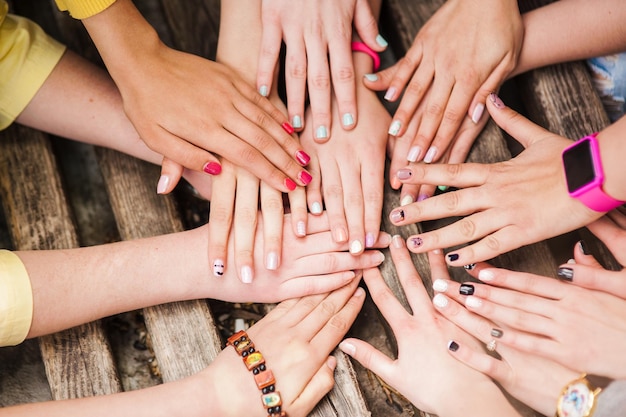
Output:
[{"xmin": 556, "ymin": 374, "xmax": 611, "ymax": 417}]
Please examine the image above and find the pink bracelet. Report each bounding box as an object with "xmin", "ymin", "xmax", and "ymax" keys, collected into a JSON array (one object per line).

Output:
[{"xmin": 351, "ymin": 41, "xmax": 380, "ymax": 72}]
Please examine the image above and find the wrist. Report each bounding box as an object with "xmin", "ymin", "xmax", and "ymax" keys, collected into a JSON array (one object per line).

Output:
[
  {"xmin": 435, "ymin": 379, "xmax": 519, "ymax": 417},
  {"xmin": 597, "ymin": 122, "xmax": 626, "ymax": 201}
]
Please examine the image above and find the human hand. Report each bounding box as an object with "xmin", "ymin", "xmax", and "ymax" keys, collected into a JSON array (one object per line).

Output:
[
  {"xmin": 257, "ymin": 0, "xmax": 387, "ymax": 139},
  {"xmin": 388, "ymin": 93, "xmax": 603, "ymax": 266},
  {"xmin": 367, "ymin": 0, "xmax": 522, "ymax": 165},
  {"xmin": 201, "ymin": 278, "xmax": 366, "ymax": 417},
  {"xmin": 339, "ymin": 238, "xmax": 519, "ymax": 416}
]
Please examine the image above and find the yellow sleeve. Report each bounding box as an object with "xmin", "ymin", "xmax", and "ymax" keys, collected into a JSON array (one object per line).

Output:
[
  {"xmin": 0, "ymin": 250, "xmax": 33, "ymax": 347},
  {"xmin": 54, "ymin": 0, "xmax": 117, "ymax": 19}
]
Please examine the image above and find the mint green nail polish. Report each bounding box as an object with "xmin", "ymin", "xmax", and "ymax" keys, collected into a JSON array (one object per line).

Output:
[
  {"xmin": 292, "ymin": 115, "xmax": 303, "ymax": 129},
  {"xmin": 438, "ymin": 185, "xmax": 449, "ymax": 192},
  {"xmin": 259, "ymin": 85, "xmax": 269, "ymax": 97},
  {"xmin": 364, "ymin": 73, "xmax": 378, "ymax": 82},
  {"xmin": 376, "ymin": 34, "xmax": 388, "ymax": 48},
  {"xmin": 342, "ymin": 113, "xmax": 355, "ymax": 127},
  {"xmin": 316, "ymin": 125, "xmax": 328, "ymax": 139}
]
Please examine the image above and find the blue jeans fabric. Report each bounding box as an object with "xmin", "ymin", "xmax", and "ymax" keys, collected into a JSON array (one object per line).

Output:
[{"xmin": 587, "ymin": 52, "xmax": 626, "ymax": 122}]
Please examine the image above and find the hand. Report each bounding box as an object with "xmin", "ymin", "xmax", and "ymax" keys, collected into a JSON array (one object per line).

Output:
[
  {"xmin": 367, "ymin": 0, "xmax": 521, "ymax": 165},
  {"xmin": 339, "ymin": 238, "xmax": 519, "ymax": 416},
  {"xmin": 389, "ymin": 93, "xmax": 603, "ymax": 266},
  {"xmin": 257, "ymin": 0, "xmax": 386, "ymax": 139}
]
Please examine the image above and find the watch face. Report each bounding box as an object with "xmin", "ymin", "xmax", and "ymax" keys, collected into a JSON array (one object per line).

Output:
[
  {"xmin": 563, "ymin": 139, "xmax": 597, "ymax": 193},
  {"xmin": 558, "ymin": 381, "xmax": 596, "ymax": 417}
]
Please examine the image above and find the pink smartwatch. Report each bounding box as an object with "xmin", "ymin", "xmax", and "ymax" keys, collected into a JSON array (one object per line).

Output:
[{"xmin": 562, "ymin": 133, "xmax": 624, "ymax": 212}]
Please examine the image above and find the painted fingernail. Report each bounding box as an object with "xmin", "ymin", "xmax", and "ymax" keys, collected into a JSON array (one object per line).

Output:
[
  {"xmin": 438, "ymin": 185, "xmax": 449, "ymax": 192},
  {"xmin": 392, "ymin": 234, "xmax": 404, "ymax": 249},
  {"xmin": 478, "ymin": 269, "xmax": 495, "ymax": 281},
  {"xmin": 298, "ymin": 170, "xmax": 312, "ymax": 185},
  {"xmin": 491, "ymin": 328, "xmax": 504, "ymax": 338},
  {"xmin": 342, "ymin": 113, "xmax": 355, "ymax": 127},
  {"xmin": 417, "ymin": 194, "xmax": 429, "ymax": 202},
  {"xmin": 459, "ymin": 283, "xmax": 475, "ymax": 296},
  {"xmin": 373, "ymin": 251, "xmax": 386, "ymax": 263},
  {"xmin": 488, "ymin": 92, "xmax": 505, "ymax": 109},
  {"xmin": 292, "ymin": 115, "xmax": 303, "ymax": 129},
  {"xmin": 285, "ymin": 178, "xmax": 297, "ymax": 191},
  {"xmin": 156, "ymin": 175, "xmax": 170, "ymax": 194},
  {"xmin": 339, "ymin": 341, "xmax": 356, "ymax": 356},
  {"xmin": 433, "ymin": 293, "xmax": 449, "ymax": 308},
  {"xmin": 384, "ymin": 87, "xmax": 397, "ymax": 101},
  {"xmin": 410, "ymin": 237, "xmax": 423, "ymax": 248},
  {"xmin": 471, "ymin": 102, "xmax": 485, "ymax": 124},
  {"xmin": 388, "ymin": 120, "xmax": 401, "ymax": 136},
  {"xmin": 350, "ymin": 240, "xmax": 364, "ymax": 254},
  {"xmin": 390, "ymin": 209, "xmax": 404, "ymax": 223},
  {"xmin": 241, "ymin": 265, "xmax": 253, "ymax": 284},
  {"xmin": 567, "ymin": 258, "xmax": 576, "ymax": 264},
  {"xmin": 310, "ymin": 201, "xmax": 323, "ymax": 215},
  {"xmin": 464, "ymin": 264, "xmax": 476, "ymax": 271},
  {"xmin": 295, "ymin": 150, "xmax": 311, "ymax": 166},
  {"xmin": 579, "ymin": 240, "xmax": 590, "ymax": 255},
  {"xmin": 465, "ymin": 296, "xmax": 482, "ymax": 308},
  {"xmin": 400, "ymin": 195, "xmax": 414, "ymax": 207},
  {"xmin": 315, "ymin": 125, "xmax": 328, "ymax": 140},
  {"xmin": 364, "ymin": 73, "xmax": 379, "ymax": 82},
  {"xmin": 365, "ymin": 233, "xmax": 375, "ymax": 248},
  {"xmin": 282, "ymin": 121, "xmax": 295, "ymax": 135},
  {"xmin": 447, "ymin": 340, "xmax": 460, "ymax": 352},
  {"xmin": 407, "ymin": 145, "xmax": 422, "ymax": 162},
  {"xmin": 376, "ymin": 34, "xmax": 389, "ymax": 47},
  {"xmin": 296, "ymin": 220, "xmax": 306, "ymax": 237},
  {"xmin": 557, "ymin": 267, "xmax": 574, "ymax": 281},
  {"xmin": 213, "ymin": 259, "xmax": 225, "ymax": 277},
  {"xmin": 424, "ymin": 146, "xmax": 438, "ymax": 163},
  {"xmin": 397, "ymin": 168, "xmax": 413, "ymax": 180},
  {"xmin": 259, "ymin": 85, "xmax": 269, "ymax": 97},
  {"xmin": 203, "ymin": 162, "xmax": 222, "ymax": 175},
  {"xmin": 266, "ymin": 252, "xmax": 278, "ymax": 270},
  {"xmin": 432, "ymin": 279, "xmax": 448, "ymax": 292},
  {"xmin": 447, "ymin": 253, "xmax": 459, "ymax": 262}
]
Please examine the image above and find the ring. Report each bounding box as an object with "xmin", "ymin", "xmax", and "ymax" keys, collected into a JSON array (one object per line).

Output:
[{"xmin": 486, "ymin": 339, "xmax": 497, "ymax": 352}]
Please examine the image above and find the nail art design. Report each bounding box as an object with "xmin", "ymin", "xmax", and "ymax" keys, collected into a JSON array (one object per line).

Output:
[
  {"xmin": 295, "ymin": 150, "xmax": 310, "ymax": 166},
  {"xmin": 417, "ymin": 194, "xmax": 429, "ymax": 202},
  {"xmin": 390, "ymin": 209, "xmax": 404, "ymax": 223},
  {"xmin": 282, "ymin": 121, "xmax": 295, "ymax": 135},
  {"xmin": 490, "ymin": 328, "xmax": 503, "ymax": 339},
  {"xmin": 285, "ymin": 178, "xmax": 297, "ymax": 191},
  {"xmin": 459, "ymin": 284, "xmax": 475, "ymax": 296},
  {"xmin": 203, "ymin": 162, "xmax": 222, "ymax": 175},
  {"xmin": 410, "ymin": 237, "xmax": 423, "ymax": 247},
  {"xmin": 213, "ymin": 260, "xmax": 225, "ymax": 277},
  {"xmin": 463, "ymin": 264, "xmax": 476, "ymax": 270},
  {"xmin": 447, "ymin": 253, "xmax": 459, "ymax": 262},
  {"xmin": 156, "ymin": 175, "xmax": 170, "ymax": 194},
  {"xmin": 488, "ymin": 92, "xmax": 505, "ymax": 109},
  {"xmin": 437, "ymin": 185, "xmax": 449, "ymax": 192},
  {"xmin": 557, "ymin": 267, "xmax": 574, "ymax": 281},
  {"xmin": 388, "ymin": 120, "xmax": 401, "ymax": 136},
  {"xmin": 447, "ymin": 340, "xmax": 459, "ymax": 352},
  {"xmin": 397, "ymin": 169, "xmax": 413, "ymax": 180},
  {"xmin": 579, "ymin": 240, "xmax": 590, "ymax": 255}
]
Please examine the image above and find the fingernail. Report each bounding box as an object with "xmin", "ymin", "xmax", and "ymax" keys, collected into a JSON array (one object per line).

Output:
[
  {"xmin": 410, "ymin": 237, "xmax": 423, "ymax": 248},
  {"xmin": 364, "ymin": 73, "xmax": 379, "ymax": 82},
  {"xmin": 557, "ymin": 267, "xmax": 574, "ymax": 281},
  {"xmin": 417, "ymin": 194, "xmax": 429, "ymax": 202},
  {"xmin": 491, "ymin": 328, "xmax": 504, "ymax": 338},
  {"xmin": 342, "ymin": 113, "xmax": 355, "ymax": 127},
  {"xmin": 203, "ymin": 162, "xmax": 222, "ymax": 175},
  {"xmin": 282, "ymin": 121, "xmax": 295, "ymax": 135},
  {"xmin": 397, "ymin": 168, "xmax": 413, "ymax": 180},
  {"xmin": 478, "ymin": 269, "xmax": 495, "ymax": 281},
  {"xmin": 266, "ymin": 252, "xmax": 278, "ymax": 270},
  {"xmin": 335, "ymin": 227, "xmax": 348, "ymax": 243},
  {"xmin": 400, "ymin": 194, "xmax": 414, "ymax": 206},
  {"xmin": 350, "ymin": 240, "xmax": 364, "ymax": 254},
  {"xmin": 390, "ymin": 209, "xmax": 404, "ymax": 223},
  {"xmin": 433, "ymin": 293, "xmax": 449, "ymax": 308},
  {"xmin": 376, "ymin": 34, "xmax": 388, "ymax": 47},
  {"xmin": 392, "ymin": 234, "xmax": 404, "ymax": 249},
  {"xmin": 432, "ymin": 279, "xmax": 448, "ymax": 292},
  {"xmin": 384, "ymin": 87, "xmax": 397, "ymax": 101},
  {"xmin": 373, "ymin": 251, "xmax": 385, "ymax": 263},
  {"xmin": 448, "ymin": 340, "xmax": 460, "ymax": 352},
  {"xmin": 407, "ymin": 145, "xmax": 422, "ymax": 162},
  {"xmin": 213, "ymin": 259, "xmax": 224, "ymax": 277},
  {"xmin": 296, "ymin": 220, "xmax": 306, "ymax": 237},
  {"xmin": 316, "ymin": 125, "xmax": 328, "ymax": 139},
  {"xmin": 378, "ymin": 232, "xmax": 392, "ymax": 247},
  {"xmin": 241, "ymin": 265, "xmax": 253, "ymax": 284},
  {"xmin": 579, "ymin": 240, "xmax": 590, "ymax": 255},
  {"xmin": 424, "ymin": 146, "xmax": 438, "ymax": 163},
  {"xmin": 488, "ymin": 92, "xmax": 505, "ymax": 109},
  {"xmin": 365, "ymin": 233, "xmax": 375, "ymax": 248},
  {"xmin": 471, "ymin": 102, "xmax": 485, "ymax": 124},
  {"xmin": 156, "ymin": 175, "xmax": 170, "ymax": 194},
  {"xmin": 464, "ymin": 264, "xmax": 476, "ymax": 271},
  {"xmin": 465, "ymin": 296, "xmax": 482, "ymax": 308},
  {"xmin": 259, "ymin": 85, "xmax": 269, "ymax": 97},
  {"xmin": 298, "ymin": 170, "xmax": 312, "ymax": 185},
  {"xmin": 437, "ymin": 185, "xmax": 449, "ymax": 192},
  {"xmin": 326, "ymin": 356, "xmax": 337, "ymax": 371},
  {"xmin": 459, "ymin": 283, "xmax": 475, "ymax": 296},
  {"xmin": 447, "ymin": 253, "xmax": 459, "ymax": 262},
  {"xmin": 285, "ymin": 178, "xmax": 297, "ymax": 191},
  {"xmin": 295, "ymin": 150, "xmax": 311, "ymax": 166},
  {"xmin": 292, "ymin": 115, "xmax": 303, "ymax": 129},
  {"xmin": 310, "ymin": 201, "xmax": 323, "ymax": 215},
  {"xmin": 339, "ymin": 341, "xmax": 356, "ymax": 356},
  {"xmin": 567, "ymin": 258, "xmax": 576, "ymax": 264},
  {"xmin": 388, "ymin": 120, "xmax": 401, "ymax": 135}
]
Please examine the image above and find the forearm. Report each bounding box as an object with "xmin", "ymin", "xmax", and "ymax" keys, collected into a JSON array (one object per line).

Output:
[
  {"xmin": 436, "ymin": 379, "xmax": 521, "ymax": 417},
  {"xmin": 598, "ymin": 114, "xmax": 626, "ymax": 201},
  {"xmin": 513, "ymin": 0, "xmax": 626, "ymax": 76}
]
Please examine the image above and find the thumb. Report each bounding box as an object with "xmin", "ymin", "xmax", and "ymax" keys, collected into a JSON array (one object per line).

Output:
[
  {"xmin": 339, "ymin": 338, "xmax": 395, "ymax": 382},
  {"xmin": 354, "ymin": 0, "xmax": 387, "ymax": 52},
  {"xmin": 157, "ymin": 156, "xmax": 184, "ymax": 194}
]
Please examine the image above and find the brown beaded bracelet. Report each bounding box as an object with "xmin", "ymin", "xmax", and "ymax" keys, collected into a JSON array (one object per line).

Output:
[{"xmin": 227, "ymin": 330, "xmax": 287, "ymax": 417}]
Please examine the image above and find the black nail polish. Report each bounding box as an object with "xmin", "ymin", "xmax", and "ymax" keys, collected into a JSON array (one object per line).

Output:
[
  {"xmin": 459, "ymin": 284, "xmax": 475, "ymax": 296},
  {"xmin": 447, "ymin": 253, "xmax": 459, "ymax": 262},
  {"xmin": 579, "ymin": 240, "xmax": 590, "ymax": 255},
  {"xmin": 390, "ymin": 209, "xmax": 405, "ymax": 223},
  {"xmin": 411, "ymin": 237, "xmax": 423, "ymax": 247},
  {"xmin": 463, "ymin": 264, "xmax": 476, "ymax": 270},
  {"xmin": 490, "ymin": 328, "xmax": 503, "ymax": 338},
  {"xmin": 557, "ymin": 267, "xmax": 574, "ymax": 281},
  {"xmin": 447, "ymin": 341, "xmax": 459, "ymax": 352}
]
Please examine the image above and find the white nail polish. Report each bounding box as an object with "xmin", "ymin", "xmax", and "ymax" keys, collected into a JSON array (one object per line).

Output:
[
  {"xmin": 234, "ymin": 318, "xmax": 246, "ymax": 332},
  {"xmin": 259, "ymin": 85, "xmax": 269, "ymax": 97},
  {"xmin": 340, "ymin": 341, "xmax": 356, "ymax": 356},
  {"xmin": 471, "ymin": 102, "xmax": 485, "ymax": 124},
  {"xmin": 213, "ymin": 259, "xmax": 225, "ymax": 277},
  {"xmin": 384, "ymin": 87, "xmax": 397, "ymax": 101},
  {"xmin": 424, "ymin": 146, "xmax": 438, "ymax": 163},
  {"xmin": 350, "ymin": 240, "xmax": 363, "ymax": 254},
  {"xmin": 364, "ymin": 73, "xmax": 379, "ymax": 82},
  {"xmin": 266, "ymin": 252, "xmax": 278, "ymax": 270},
  {"xmin": 407, "ymin": 145, "xmax": 422, "ymax": 162},
  {"xmin": 310, "ymin": 201, "xmax": 323, "ymax": 215},
  {"xmin": 433, "ymin": 293, "xmax": 449, "ymax": 308},
  {"xmin": 478, "ymin": 269, "xmax": 495, "ymax": 281},
  {"xmin": 432, "ymin": 279, "xmax": 448, "ymax": 292},
  {"xmin": 465, "ymin": 296, "xmax": 482, "ymax": 308},
  {"xmin": 401, "ymin": 195, "xmax": 414, "ymax": 206},
  {"xmin": 156, "ymin": 175, "xmax": 170, "ymax": 194},
  {"xmin": 388, "ymin": 120, "xmax": 401, "ymax": 136},
  {"xmin": 241, "ymin": 266, "xmax": 253, "ymax": 284},
  {"xmin": 297, "ymin": 221, "xmax": 306, "ymax": 236},
  {"xmin": 567, "ymin": 258, "xmax": 576, "ymax": 264}
]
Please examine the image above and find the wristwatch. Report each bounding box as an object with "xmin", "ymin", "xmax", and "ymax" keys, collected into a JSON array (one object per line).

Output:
[
  {"xmin": 556, "ymin": 374, "xmax": 611, "ymax": 417},
  {"xmin": 562, "ymin": 133, "xmax": 624, "ymax": 212}
]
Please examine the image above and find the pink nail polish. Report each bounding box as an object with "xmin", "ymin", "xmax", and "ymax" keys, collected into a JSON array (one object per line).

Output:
[
  {"xmin": 410, "ymin": 237, "xmax": 423, "ymax": 247},
  {"xmin": 390, "ymin": 209, "xmax": 404, "ymax": 223},
  {"xmin": 384, "ymin": 87, "xmax": 397, "ymax": 101},
  {"xmin": 489, "ymin": 93, "xmax": 505, "ymax": 109},
  {"xmin": 298, "ymin": 171, "xmax": 312, "ymax": 185},
  {"xmin": 397, "ymin": 169, "xmax": 412, "ymax": 180},
  {"xmin": 282, "ymin": 121, "xmax": 295, "ymax": 135},
  {"xmin": 365, "ymin": 233, "xmax": 375, "ymax": 248},
  {"xmin": 285, "ymin": 178, "xmax": 297, "ymax": 191},
  {"xmin": 295, "ymin": 150, "xmax": 310, "ymax": 166},
  {"xmin": 203, "ymin": 162, "xmax": 222, "ymax": 175}
]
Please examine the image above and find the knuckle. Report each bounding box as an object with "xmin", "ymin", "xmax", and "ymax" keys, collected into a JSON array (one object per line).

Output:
[
  {"xmin": 405, "ymin": 81, "xmax": 425, "ymax": 97},
  {"xmin": 239, "ymin": 146, "xmax": 261, "ymax": 165},
  {"xmin": 444, "ymin": 163, "xmax": 463, "ymax": 179},
  {"xmin": 425, "ymin": 102, "xmax": 444, "ymax": 117},
  {"xmin": 288, "ymin": 59, "xmax": 307, "ymax": 80},
  {"xmin": 335, "ymin": 66, "xmax": 355, "ymax": 83},
  {"xmin": 484, "ymin": 235, "xmax": 502, "ymax": 252},
  {"xmin": 209, "ymin": 206, "xmax": 233, "ymax": 225},
  {"xmin": 442, "ymin": 107, "xmax": 462, "ymax": 123},
  {"xmin": 324, "ymin": 184, "xmax": 344, "ymax": 200},
  {"xmin": 322, "ymin": 253, "xmax": 340, "ymax": 271},
  {"xmin": 328, "ymin": 314, "xmax": 350, "ymax": 333},
  {"xmin": 442, "ymin": 191, "xmax": 461, "ymax": 212},
  {"xmin": 237, "ymin": 206, "xmax": 258, "ymax": 226},
  {"xmin": 458, "ymin": 218, "xmax": 476, "ymax": 239},
  {"xmin": 311, "ymin": 74, "xmax": 331, "ymax": 90}
]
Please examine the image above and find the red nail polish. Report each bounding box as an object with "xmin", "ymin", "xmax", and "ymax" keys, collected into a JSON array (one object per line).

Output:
[
  {"xmin": 285, "ymin": 178, "xmax": 297, "ymax": 191},
  {"xmin": 282, "ymin": 122, "xmax": 295, "ymax": 135},
  {"xmin": 203, "ymin": 162, "xmax": 222, "ymax": 175},
  {"xmin": 298, "ymin": 171, "xmax": 312, "ymax": 185},
  {"xmin": 295, "ymin": 150, "xmax": 311, "ymax": 166}
]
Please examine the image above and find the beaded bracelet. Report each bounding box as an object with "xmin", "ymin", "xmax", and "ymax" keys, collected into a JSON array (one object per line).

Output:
[
  {"xmin": 351, "ymin": 41, "xmax": 381, "ymax": 71},
  {"xmin": 227, "ymin": 330, "xmax": 287, "ymax": 417}
]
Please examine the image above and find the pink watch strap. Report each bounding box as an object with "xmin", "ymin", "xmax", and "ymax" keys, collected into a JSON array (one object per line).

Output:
[{"xmin": 351, "ymin": 41, "xmax": 381, "ymax": 71}]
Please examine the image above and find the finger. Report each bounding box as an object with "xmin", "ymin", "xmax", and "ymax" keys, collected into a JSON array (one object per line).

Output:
[
  {"xmin": 361, "ymin": 151, "xmax": 385, "ymax": 248},
  {"xmin": 471, "ymin": 267, "xmax": 566, "ymax": 300},
  {"xmin": 362, "ymin": 264, "xmax": 410, "ymax": 324},
  {"xmin": 353, "ymin": 0, "xmax": 386, "ymax": 52},
  {"xmin": 304, "ymin": 153, "xmax": 324, "ymax": 217},
  {"xmin": 432, "ymin": 293, "xmax": 495, "ymax": 345},
  {"xmin": 572, "ymin": 240, "xmax": 604, "ymax": 267},
  {"xmin": 446, "ymin": 340, "xmax": 512, "ymax": 385},
  {"xmin": 321, "ymin": 159, "xmax": 349, "ymax": 244},
  {"xmin": 311, "ymin": 285, "xmax": 366, "ymax": 346},
  {"xmin": 208, "ymin": 164, "xmax": 237, "ymax": 277},
  {"xmin": 561, "ymin": 264, "xmax": 626, "ymax": 298},
  {"xmin": 257, "ymin": 8, "xmax": 283, "ymax": 98},
  {"xmin": 388, "ymin": 63, "xmax": 433, "ymax": 140},
  {"xmin": 389, "ymin": 237, "xmax": 433, "ymax": 314},
  {"xmin": 234, "ymin": 172, "xmax": 260, "ymax": 283},
  {"xmin": 587, "ymin": 215, "xmax": 626, "ymax": 264},
  {"xmin": 260, "ymin": 182, "xmax": 284, "ymax": 271},
  {"xmin": 384, "ymin": 44, "xmax": 424, "ymax": 104},
  {"xmin": 339, "ymin": 337, "xmax": 396, "ymax": 384},
  {"xmin": 284, "ymin": 36, "xmax": 308, "ymax": 131},
  {"xmin": 288, "ymin": 357, "xmax": 337, "ymax": 416},
  {"xmin": 292, "ymin": 250, "xmax": 385, "ymax": 282},
  {"xmin": 389, "ymin": 112, "xmax": 421, "ymax": 190},
  {"xmin": 339, "ymin": 160, "xmax": 365, "ymax": 255},
  {"xmin": 305, "ymin": 35, "xmax": 332, "ymax": 143},
  {"xmin": 277, "ymin": 271, "xmax": 358, "ymax": 303},
  {"xmin": 157, "ymin": 157, "xmax": 185, "ymax": 195},
  {"xmin": 399, "ymin": 183, "xmax": 419, "ymax": 207},
  {"xmin": 467, "ymin": 58, "xmax": 512, "ymax": 124},
  {"xmin": 288, "ymin": 185, "xmax": 309, "ymax": 238},
  {"xmin": 328, "ymin": 35, "xmax": 357, "ymax": 131},
  {"xmin": 394, "ymin": 162, "xmax": 490, "ymax": 189},
  {"xmin": 362, "ymin": 63, "xmax": 397, "ymax": 92}
]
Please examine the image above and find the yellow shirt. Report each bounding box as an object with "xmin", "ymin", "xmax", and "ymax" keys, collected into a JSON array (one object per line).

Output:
[
  {"xmin": 55, "ymin": 0, "xmax": 116, "ymax": 19},
  {"xmin": 0, "ymin": 250, "xmax": 33, "ymax": 347}
]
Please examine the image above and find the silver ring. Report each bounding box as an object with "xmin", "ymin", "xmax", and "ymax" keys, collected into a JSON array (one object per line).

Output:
[{"xmin": 486, "ymin": 339, "xmax": 497, "ymax": 352}]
